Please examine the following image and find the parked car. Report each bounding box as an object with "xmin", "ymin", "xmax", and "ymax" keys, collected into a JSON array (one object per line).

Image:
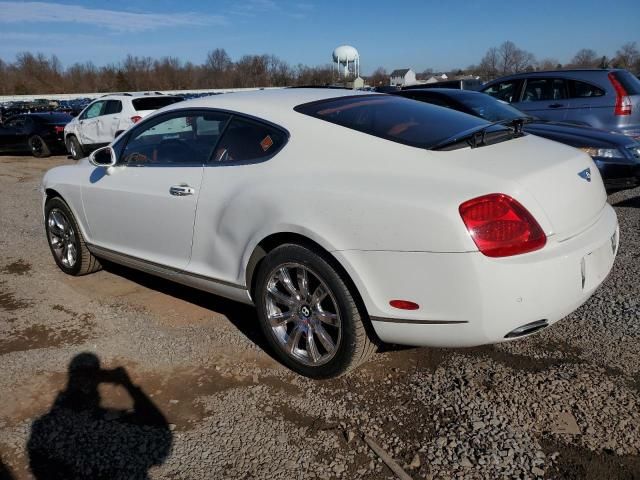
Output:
[
  {"xmin": 0, "ymin": 112, "xmax": 72, "ymax": 157},
  {"xmin": 403, "ymin": 78, "xmax": 483, "ymax": 91},
  {"xmin": 480, "ymin": 69, "xmax": 640, "ymax": 140},
  {"xmin": 42, "ymin": 89, "xmax": 617, "ymax": 378},
  {"xmin": 394, "ymin": 88, "xmax": 640, "ymax": 192},
  {"xmin": 64, "ymin": 93, "xmax": 184, "ymax": 160}
]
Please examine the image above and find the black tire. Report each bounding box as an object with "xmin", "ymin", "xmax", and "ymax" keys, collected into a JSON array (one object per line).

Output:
[
  {"xmin": 28, "ymin": 135, "xmax": 51, "ymax": 158},
  {"xmin": 45, "ymin": 197, "xmax": 101, "ymax": 276},
  {"xmin": 66, "ymin": 135, "xmax": 84, "ymax": 160},
  {"xmin": 254, "ymin": 244, "xmax": 377, "ymax": 378}
]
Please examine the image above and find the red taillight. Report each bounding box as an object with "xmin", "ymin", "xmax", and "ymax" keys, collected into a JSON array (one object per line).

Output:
[
  {"xmin": 131, "ymin": 115, "xmax": 142, "ymax": 123},
  {"xmin": 54, "ymin": 126, "xmax": 64, "ymax": 134},
  {"xmin": 389, "ymin": 300, "xmax": 420, "ymax": 310},
  {"xmin": 459, "ymin": 194, "xmax": 546, "ymax": 258},
  {"xmin": 608, "ymin": 72, "xmax": 632, "ymax": 116}
]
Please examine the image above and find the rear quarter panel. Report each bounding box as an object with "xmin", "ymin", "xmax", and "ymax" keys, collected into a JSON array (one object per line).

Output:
[{"xmin": 186, "ymin": 120, "xmax": 553, "ymax": 287}]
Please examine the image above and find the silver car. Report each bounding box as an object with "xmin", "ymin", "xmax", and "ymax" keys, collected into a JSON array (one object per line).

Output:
[{"xmin": 481, "ymin": 69, "xmax": 640, "ymax": 140}]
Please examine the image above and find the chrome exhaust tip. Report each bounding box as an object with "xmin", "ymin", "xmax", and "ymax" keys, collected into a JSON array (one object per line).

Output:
[{"xmin": 505, "ymin": 319, "xmax": 548, "ymax": 339}]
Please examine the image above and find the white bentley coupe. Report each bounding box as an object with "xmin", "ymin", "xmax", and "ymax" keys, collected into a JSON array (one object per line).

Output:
[{"xmin": 42, "ymin": 89, "xmax": 618, "ymax": 378}]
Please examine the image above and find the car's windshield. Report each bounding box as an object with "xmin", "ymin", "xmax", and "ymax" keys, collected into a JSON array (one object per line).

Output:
[
  {"xmin": 295, "ymin": 95, "xmax": 508, "ymax": 150},
  {"xmin": 455, "ymin": 92, "xmax": 528, "ymax": 122}
]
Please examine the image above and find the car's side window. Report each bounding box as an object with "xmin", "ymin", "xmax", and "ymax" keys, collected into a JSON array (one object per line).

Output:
[
  {"xmin": 211, "ymin": 117, "xmax": 286, "ymax": 164},
  {"xmin": 483, "ymin": 80, "xmax": 521, "ymax": 103},
  {"xmin": 81, "ymin": 101, "xmax": 105, "ymax": 120},
  {"xmin": 521, "ymin": 78, "xmax": 568, "ymax": 102},
  {"xmin": 104, "ymin": 100, "xmax": 123, "ymax": 115},
  {"xmin": 120, "ymin": 111, "xmax": 230, "ymax": 166},
  {"xmin": 569, "ymin": 80, "xmax": 605, "ymax": 98},
  {"xmin": 4, "ymin": 117, "xmax": 25, "ymax": 128}
]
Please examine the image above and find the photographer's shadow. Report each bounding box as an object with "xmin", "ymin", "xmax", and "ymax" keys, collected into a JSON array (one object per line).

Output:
[{"xmin": 27, "ymin": 353, "xmax": 172, "ymax": 479}]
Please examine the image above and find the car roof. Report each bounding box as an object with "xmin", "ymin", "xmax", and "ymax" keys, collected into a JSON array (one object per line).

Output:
[
  {"xmin": 161, "ymin": 88, "xmax": 376, "ymax": 127},
  {"xmin": 98, "ymin": 93, "xmax": 179, "ymax": 100},
  {"xmin": 484, "ymin": 69, "xmax": 625, "ymax": 83},
  {"xmin": 398, "ymin": 88, "xmax": 480, "ymax": 97}
]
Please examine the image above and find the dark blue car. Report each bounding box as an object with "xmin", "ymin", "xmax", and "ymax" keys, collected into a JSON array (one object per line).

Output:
[{"xmin": 394, "ymin": 88, "xmax": 640, "ymax": 192}]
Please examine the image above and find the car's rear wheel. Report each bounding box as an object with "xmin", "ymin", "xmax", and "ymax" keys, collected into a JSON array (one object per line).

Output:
[
  {"xmin": 28, "ymin": 135, "xmax": 51, "ymax": 158},
  {"xmin": 66, "ymin": 135, "xmax": 84, "ymax": 160},
  {"xmin": 45, "ymin": 197, "xmax": 101, "ymax": 276},
  {"xmin": 255, "ymin": 244, "xmax": 376, "ymax": 378}
]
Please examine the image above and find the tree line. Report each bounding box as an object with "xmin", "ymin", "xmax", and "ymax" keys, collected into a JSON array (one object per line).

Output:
[
  {"xmin": 367, "ymin": 41, "xmax": 640, "ymax": 86},
  {"xmin": 0, "ymin": 42, "xmax": 638, "ymax": 95},
  {"xmin": 0, "ymin": 48, "xmax": 334, "ymax": 95}
]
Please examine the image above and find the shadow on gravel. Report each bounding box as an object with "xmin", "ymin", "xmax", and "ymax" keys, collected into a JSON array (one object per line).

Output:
[
  {"xmin": 27, "ymin": 353, "xmax": 172, "ymax": 479},
  {"xmin": 542, "ymin": 438, "xmax": 640, "ymax": 480},
  {"xmin": 0, "ymin": 457, "xmax": 15, "ymax": 480},
  {"xmin": 612, "ymin": 196, "xmax": 640, "ymax": 208},
  {"xmin": 101, "ymin": 261, "xmax": 275, "ymax": 356}
]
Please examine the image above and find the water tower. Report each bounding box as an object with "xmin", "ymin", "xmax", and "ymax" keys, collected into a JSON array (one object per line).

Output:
[{"xmin": 332, "ymin": 45, "xmax": 360, "ymax": 78}]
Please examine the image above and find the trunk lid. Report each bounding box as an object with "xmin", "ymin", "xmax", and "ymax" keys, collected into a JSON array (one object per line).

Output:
[{"xmin": 455, "ymin": 135, "xmax": 607, "ymax": 241}]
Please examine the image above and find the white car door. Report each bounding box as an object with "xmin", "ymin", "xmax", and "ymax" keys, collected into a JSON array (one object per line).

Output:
[
  {"xmin": 99, "ymin": 100, "xmax": 123, "ymax": 142},
  {"xmin": 82, "ymin": 110, "xmax": 231, "ymax": 270},
  {"xmin": 78, "ymin": 100, "xmax": 105, "ymax": 146}
]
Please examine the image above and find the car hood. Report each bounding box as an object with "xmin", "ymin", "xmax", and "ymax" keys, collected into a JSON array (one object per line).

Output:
[{"xmin": 524, "ymin": 121, "xmax": 636, "ymax": 148}]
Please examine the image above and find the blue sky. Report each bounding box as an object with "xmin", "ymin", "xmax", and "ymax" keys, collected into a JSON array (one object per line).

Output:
[{"xmin": 0, "ymin": 0, "xmax": 638, "ymax": 74}]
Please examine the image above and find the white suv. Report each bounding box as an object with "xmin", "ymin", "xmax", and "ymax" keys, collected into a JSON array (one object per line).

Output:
[{"xmin": 64, "ymin": 93, "xmax": 183, "ymax": 159}]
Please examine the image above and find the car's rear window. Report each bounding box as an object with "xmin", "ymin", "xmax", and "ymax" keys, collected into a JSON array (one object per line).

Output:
[
  {"xmin": 612, "ymin": 71, "xmax": 640, "ymax": 95},
  {"xmin": 294, "ymin": 95, "xmax": 492, "ymax": 150},
  {"xmin": 132, "ymin": 96, "xmax": 184, "ymax": 111}
]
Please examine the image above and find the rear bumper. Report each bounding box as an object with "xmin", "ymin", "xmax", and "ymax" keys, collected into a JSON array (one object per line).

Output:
[{"xmin": 335, "ymin": 204, "xmax": 618, "ymax": 347}]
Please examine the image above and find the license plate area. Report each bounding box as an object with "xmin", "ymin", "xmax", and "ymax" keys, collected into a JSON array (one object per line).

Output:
[{"xmin": 581, "ymin": 234, "xmax": 616, "ymax": 291}]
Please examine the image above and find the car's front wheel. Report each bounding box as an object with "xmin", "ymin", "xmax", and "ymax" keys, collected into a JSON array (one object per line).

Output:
[
  {"xmin": 66, "ymin": 135, "xmax": 84, "ymax": 160},
  {"xmin": 255, "ymin": 244, "xmax": 376, "ymax": 378},
  {"xmin": 45, "ymin": 197, "xmax": 101, "ymax": 276}
]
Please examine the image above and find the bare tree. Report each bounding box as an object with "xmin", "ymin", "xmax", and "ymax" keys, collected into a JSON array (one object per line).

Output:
[
  {"xmin": 613, "ymin": 42, "xmax": 640, "ymax": 71},
  {"xmin": 537, "ymin": 58, "xmax": 560, "ymax": 71},
  {"xmin": 570, "ymin": 49, "xmax": 599, "ymax": 68},
  {"xmin": 368, "ymin": 67, "xmax": 388, "ymax": 86}
]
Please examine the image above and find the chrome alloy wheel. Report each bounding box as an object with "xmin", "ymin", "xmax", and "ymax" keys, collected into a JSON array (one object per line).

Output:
[
  {"xmin": 264, "ymin": 263, "xmax": 342, "ymax": 366},
  {"xmin": 47, "ymin": 208, "xmax": 78, "ymax": 268},
  {"xmin": 69, "ymin": 140, "xmax": 77, "ymax": 158}
]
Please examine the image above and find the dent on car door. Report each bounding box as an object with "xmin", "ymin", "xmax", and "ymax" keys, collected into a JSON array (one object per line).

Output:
[
  {"xmin": 78, "ymin": 101, "xmax": 105, "ymax": 146},
  {"xmin": 188, "ymin": 115, "xmax": 288, "ymax": 283},
  {"xmin": 513, "ymin": 78, "xmax": 572, "ymax": 121},
  {"xmin": 101, "ymin": 100, "xmax": 122, "ymax": 142},
  {"xmin": 81, "ymin": 110, "xmax": 231, "ymax": 270}
]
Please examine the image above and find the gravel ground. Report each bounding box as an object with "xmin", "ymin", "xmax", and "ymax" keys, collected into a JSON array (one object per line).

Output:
[{"xmin": 0, "ymin": 154, "xmax": 639, "ymax": 480}]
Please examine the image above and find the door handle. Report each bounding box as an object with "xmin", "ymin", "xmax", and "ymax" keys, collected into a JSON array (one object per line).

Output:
[
  {"xmin": 548, "ymin": 103, "xmax": 564, "ymax": 108},
  {"xmin": 169, "ymin": 185, "xmax": 195, "ymax": 196}
]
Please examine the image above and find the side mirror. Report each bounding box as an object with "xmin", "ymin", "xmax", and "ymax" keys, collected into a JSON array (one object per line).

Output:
[{"xmin": 89, "ymin": 146, "xmax": 116, "ymax": 167}]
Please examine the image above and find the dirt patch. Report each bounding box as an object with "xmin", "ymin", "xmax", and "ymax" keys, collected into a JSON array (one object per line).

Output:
[
  {"xmin": 0, "ymin": 287, "xmax": 31, "ymax": 312},
  {"xmin": 0, "ymin": 323, "xmax": 92, "ymax": 355},
  {"xmin": 1, "ymin": 260, "xmax": 32, "ymax": 276},
  {"xmin": 542, "ymin": 438, "xmax": 640, "ymax": 479}
]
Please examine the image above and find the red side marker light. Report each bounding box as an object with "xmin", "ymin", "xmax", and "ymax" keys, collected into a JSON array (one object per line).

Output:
[
  {"xmin": 389, "ymin": 300, "xmax": 420, "ymax": 310},
  {"xmin": 131, "ymin": 115, "xmax": 142, "ymax": 123}
]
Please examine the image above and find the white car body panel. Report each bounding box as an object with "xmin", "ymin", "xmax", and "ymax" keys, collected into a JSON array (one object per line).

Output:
[
  {"xmin": 81, "ymin": 165, "xmax": 204, "ymax": 270},
  {"xmin": 44, "ymin": 89, "xmax": 618, "ymax": 348}
]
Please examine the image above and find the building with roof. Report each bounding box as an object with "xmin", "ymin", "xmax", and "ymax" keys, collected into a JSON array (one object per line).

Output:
[{"xmin": 389, "ymin": 68, "xmax": 416, "ymax": 87}]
